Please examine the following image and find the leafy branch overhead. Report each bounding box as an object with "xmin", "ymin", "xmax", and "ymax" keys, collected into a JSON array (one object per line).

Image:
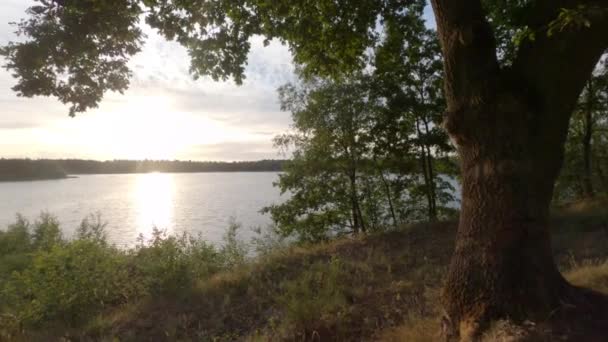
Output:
[
  {"xmin": 4, "ymin": 0, "xmax": 605, "ymax": 116},
  {"xmin": 0, "ymin": 0, "xmax": 144, "ymax": 116}
]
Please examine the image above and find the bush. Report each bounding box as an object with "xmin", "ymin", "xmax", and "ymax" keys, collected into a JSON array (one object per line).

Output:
[
  {"xmin": 3, "ymin": 240, "xmax": 136, "ymax": 326},
  {"xmin": 277, "ymin": 257, "xmax": 348, "ymax": 336},
  {"xmin": 132, "ymin": 229, "xmax": 224, "ymax": 295},
  {"xmin": 31, "ymin": 212, "xmax": 63, "ymax": 251},
  {"xmin": 0, "ymin": 215, "xmax": 33, "ymax": 282},
  {"xmin": 0, "ymin": 213, "xmax": 250, "ymax": 334}
]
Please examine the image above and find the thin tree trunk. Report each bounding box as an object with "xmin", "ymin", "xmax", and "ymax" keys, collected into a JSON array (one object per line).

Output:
[
  {"xmin": 377, "ymin": 162, "xmax": 399, "ymax": 229},
  {"xmin": 596, "ymin": 158, "xmax": 607, "ymax": 193},
  {"xmin": 423, "ymin": 116, "xmax": 438, "ymax": 219},
  {"xmin": 348, "ymin": 171, "xmax": 366, "ymax": 234},
  {"xmin": 349, "ymin": 173, "xmax": 361, "ymax": 234},
  {"xmin": 416, "ymin": 118, "xmax": 436, "ymax": 220},
  {"xmin": 362, "ymin": 175, "xmax": 379, "ymax": 231},
  {"xmin": 372, "ymin": 155, "xmax": 399, "ymax": 229},
  {"xmin": 582, "ymin": 81, "xmax": 595, "ymax": 198}
]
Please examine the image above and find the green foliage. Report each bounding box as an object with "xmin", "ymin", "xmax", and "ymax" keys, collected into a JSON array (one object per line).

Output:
[
  {"xmin": 0, "ymin": 0, "xmax": 144, "ymax": 115},
  {"xmin": 555, "ymin": 57, "xmax": 608, "ymax": 202},
  {"xmin": 31, "ymin": 212, "xmax": 63, "ymax": 251},
  {"xmin": 0, "ymin": 215, "xmax": 33, "ymax": 285},
  {"xmin": 2, "ymin": 0, "xmax": 426, "ymax": 114},
  {"xmin": 76, "ymin": 213, "xmax": 108, "ymax": 243},
  {"xmin": 546, "ymin": 5, "xmax": 607, "ymax": 37},
  {"xmin": 483, "ymin": 1, "xmax": 608, "ymax": 64},
  {"xmin": 220, "ymin": 218, "xmax": 248, "ymax": 268},
  {"xmin": 2, "ymin": 206, "xmax": 608, "ymax": 340},
  {"xmin": 250, "ymin": 225, "xmax": 289, "ymax": 257},
  {"xmin": 132, "ymin": 229, "xmax": 220, "ymax": 295},
  {"xmin": 4, "ymin": 240, "xmax": 135, "ymax": 326},
  {"xmin": 0, "ymin": 213, "xmax": 248, "ymax": 334},
  {"xmin": 130, "ymin": 221, "xmax": 246, "ymax": 296},
  {"xmin": 2, "ymin": 0, "xmax": 608, "ymax": 123},
  {"xmin": 277, "ymin": 257, "xmax": 348, "ymax": 335},
  {"xmin": 263, "ymin": 10, "xmax": 456, "ymax": 242}
]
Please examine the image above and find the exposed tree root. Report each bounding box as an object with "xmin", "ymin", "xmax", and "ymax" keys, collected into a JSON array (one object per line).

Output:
[{"xmin": 444, "ymin": 285, "xmax": 608, "ymax": 341}]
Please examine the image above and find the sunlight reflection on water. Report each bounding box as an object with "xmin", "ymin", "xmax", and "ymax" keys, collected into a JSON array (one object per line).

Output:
[{"xmin": 133, "ymin": 173, "xmax": 175, "ymax": 239}]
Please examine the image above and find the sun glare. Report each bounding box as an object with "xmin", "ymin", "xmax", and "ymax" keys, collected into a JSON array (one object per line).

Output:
[
  {"xmin": 133, "ymin": 172, "xmax": 175, "ymax": 239},
  {"xmin": 95, "ymin": 95, "xmax": 250, "ymax": 160}
]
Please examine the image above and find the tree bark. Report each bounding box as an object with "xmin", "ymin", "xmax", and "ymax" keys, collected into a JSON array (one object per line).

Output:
[
  {"xmin": 429, "ymin": 0, "xmax": 608, "ymax": 339},
  {"xmin": 441, "ymin": 97, "xmax": 569, "ymax": 338}
]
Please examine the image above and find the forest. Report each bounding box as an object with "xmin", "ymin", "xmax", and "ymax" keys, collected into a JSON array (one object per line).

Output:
[{"xmin": 0, "ymin": 158, "xmax": 286, "ymax": 181}]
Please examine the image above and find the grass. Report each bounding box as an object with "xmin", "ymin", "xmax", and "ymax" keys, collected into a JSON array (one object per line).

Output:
[{"xmin": 1, "ymin": 199, "xmax": 607, "ymax": 341}]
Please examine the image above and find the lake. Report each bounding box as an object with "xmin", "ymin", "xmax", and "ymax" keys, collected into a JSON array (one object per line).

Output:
[
  {"xmin": 0, "ymin": 172, "xmax": 461, "ymax": 247},
  {"xmin": 0, "ymin": 173, "xmax": 283, "ymax": 247}
]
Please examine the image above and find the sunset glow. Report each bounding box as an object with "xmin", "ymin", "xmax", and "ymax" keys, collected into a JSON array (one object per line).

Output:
[{"xmin": 0, "ymin": 0, "xmax": 294, "ymax": 161}]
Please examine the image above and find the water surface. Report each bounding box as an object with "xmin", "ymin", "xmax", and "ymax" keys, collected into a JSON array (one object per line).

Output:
[{"xmin": 0, "ymin": 172, "xmax": 282, "ymax": 247}]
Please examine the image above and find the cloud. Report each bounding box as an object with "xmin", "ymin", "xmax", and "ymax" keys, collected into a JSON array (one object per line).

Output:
[
  {"xmin": 0, "ymin": 0, "xmax": 296, "ymax": 161},
  {"xmin": 0, "ymin": 121, "xmax": 40, "ymax": 129},
  {"xmin": 183, "ymin": 141, "xmax": 282, "ymax": 161}
]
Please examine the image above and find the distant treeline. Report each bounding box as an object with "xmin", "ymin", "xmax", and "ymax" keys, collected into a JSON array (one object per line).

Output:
[{"xmin": 0, "ymin": 158, "xmax": 286, "ymax": 181}]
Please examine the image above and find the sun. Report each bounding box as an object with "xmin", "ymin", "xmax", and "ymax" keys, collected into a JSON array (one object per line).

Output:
[{"xmin": 101, "ymin": 95, "xmax": 238, "ymax": 160}]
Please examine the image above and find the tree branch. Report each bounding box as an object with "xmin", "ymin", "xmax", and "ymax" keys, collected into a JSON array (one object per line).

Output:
[
  {"xmin": 430, "ymin": 0, "xmax": 500, "ymax": 111},
  {"xmin": 513, "ymin": 1, "xmax": 608, "ymax": 123}
]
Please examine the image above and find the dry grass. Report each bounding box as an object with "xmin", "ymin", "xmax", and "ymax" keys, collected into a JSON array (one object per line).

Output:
[{"xmin": 565, "ymin": 261, "xmax": 608, "ymax": 293}]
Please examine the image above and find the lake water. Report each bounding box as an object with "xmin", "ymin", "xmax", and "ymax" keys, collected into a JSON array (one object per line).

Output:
[
  {"xmin": 0, "ymin": 173, "xmax": 283, "ymax": 247},
  {"xmin": 0, "ymin": 172, "xmax": 461, "ymax": 247}
]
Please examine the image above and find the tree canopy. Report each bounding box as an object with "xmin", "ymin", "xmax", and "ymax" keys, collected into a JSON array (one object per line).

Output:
[{"xmin": 8, "ymin": 0, "xmax": 605, "ymax": 115}]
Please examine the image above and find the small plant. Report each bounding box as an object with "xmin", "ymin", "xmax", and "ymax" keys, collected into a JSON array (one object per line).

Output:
[
  {"xmin": 277, "ymin": 257, "xmax": 348, "ymax": 337},
  {"xmin": 31, "ymin": 212, "xmax": 63, "ymax": 251},
  {"xmin": 132, "ymin": 228, "xmax": 224, "ymax": 295},
  {"xmin": 220, "ymin": 218, "xmax": 248, "ymax": 268}
]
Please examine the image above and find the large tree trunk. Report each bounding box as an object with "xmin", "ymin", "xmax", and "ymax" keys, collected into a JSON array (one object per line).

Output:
[
  {"xmin": 429, "ymin": 0, "xmax": 608, "ymax": 339},
  {"xmin": 441, "ymin": 99, "xmax": 570, "ymax": 338}
]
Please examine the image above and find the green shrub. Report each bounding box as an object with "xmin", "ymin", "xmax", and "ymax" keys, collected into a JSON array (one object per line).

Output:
[
  {"xmin": 0, "ymin": 215, "xmax": 34, "ymax": 281},
  {"xmin": 3, "ymin": 240, "xmax": 137, "ymax": 326},
  {"xmin": 277, "ymin": 257, "xmax": 348, "ymax": 334},
  {"xmin": 31, "ymin": 212, "xmax": 63, "ymax": 251},
  {"xmin": 0, "ymin": 215, "xmax": 32, "ymax": 255},
  {"xmin": 76, "ymin": 213, "xmax": 108, "ymax": 244},
  {"xmin": 132, "ymin": 228, "xmax": 224, "ymax": 295},
  {"xmin": 219, "ymin": 218, "xmax": 248, "ymax": 268},
  {"xmin": 0, "ymin": 213, "xmax": 255, "ymax": 335}
]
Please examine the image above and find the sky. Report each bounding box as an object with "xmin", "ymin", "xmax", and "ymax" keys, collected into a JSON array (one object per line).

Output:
[
  {"xmin": 0, "ymin": 0, "xmax": 298, "ymax": 161},
  {"xmin": 0, "ymin": 1, "xmax": 435, "ymax": 162}
]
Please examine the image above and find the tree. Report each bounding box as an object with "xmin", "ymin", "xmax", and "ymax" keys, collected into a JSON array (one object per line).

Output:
[
  {"xmin": 555, "ymin": 57, "xmax": 608, "ymax": 201},
  {"xmin": 3, "ymin": 0, "xmax": 608, "ymax": 338},
  {"xmin": 265, "ymin": 11, "xmax": 456, "ymax": 242},
  {"xmin": 371, "ymin": 9, "xmax": 455, "ymax": 221},
  {"xmin": 265, "ymin": 78, "xmax": 379, "ymax": 241},
  {"xmin": 264, "ymin": 72, "xmax": 454, "ymax": 242}
]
